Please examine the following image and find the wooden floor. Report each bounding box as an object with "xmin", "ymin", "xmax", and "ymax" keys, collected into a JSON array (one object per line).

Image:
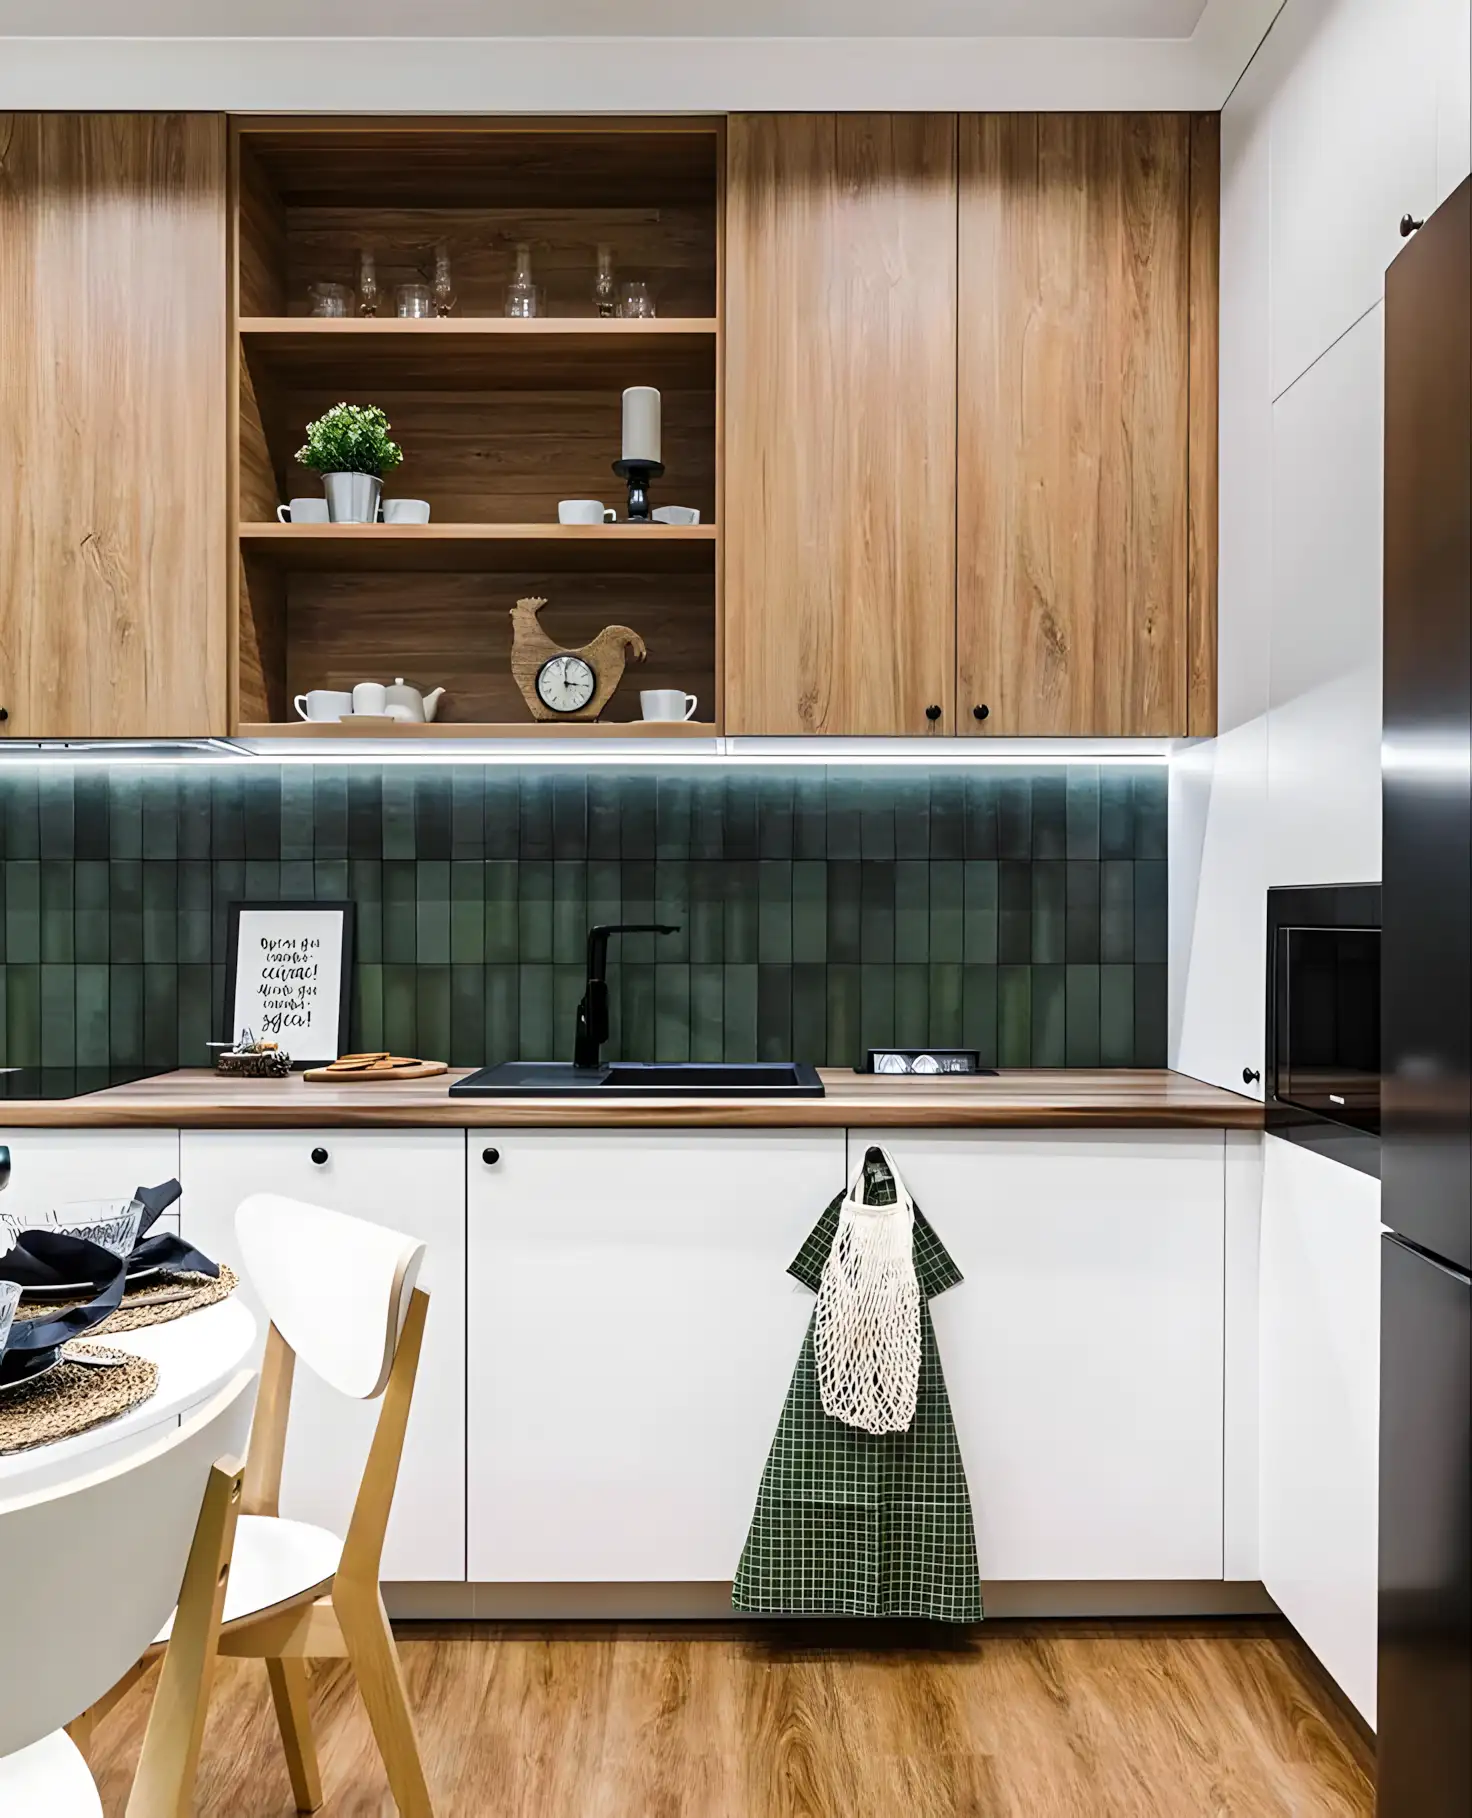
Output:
[{"xmin": 87, "ymin": 1618, "xmax": 1374, "ymax": 1817}]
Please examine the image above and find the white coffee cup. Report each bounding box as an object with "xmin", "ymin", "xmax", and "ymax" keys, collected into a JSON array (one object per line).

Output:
[
  {"xmin": 382, "ymin": 498, "xmax": 431, "ymax": 525},
  {"xmin": 277, "ymin": 498, "xmax": 330, "ymax": 524},
  {"xmin": 558, "ymin": 500, "xmax": 618, "ymax": 525},
  {"xmin": 294, "ymin": 689, "xmax": 354, "ymax": 722},
  {"xmin": 352, "ymin": 681, "xmax": 389, "ymax": 716},
  {"xmin": 652, "ymin": 506, "xmax": 700, "ymax": 526},
  {"xmin": 641, "ymin": 690, "xmax": 699, "ymax": 723}
]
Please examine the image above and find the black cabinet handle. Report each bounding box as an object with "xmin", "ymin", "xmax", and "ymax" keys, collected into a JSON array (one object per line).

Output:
[
  {"xmin": 482, "ymin": 1146, "xmax": 500, "ymax": 1166},
  {"xmin": 924, "ymin": 704, "xmax": 942, "ymax": 724},
  {"xmin": 1400, "ymin": 213, "xmax": 1424, "ymax": 237},
  {"xmin": 1242, "ymin": 1068, "xmax": 1261, "ymax": 1087},
  {"xmin": 311, "ymin": 1146, "xmax": 329, "ymax": 1165},
  {"xmin": 973, "ymin": 704, "xmax": 990, "ymax": 722},
  {"xmin": 0, "ymin": 709, "xmax": 10, "ymax": 724}
]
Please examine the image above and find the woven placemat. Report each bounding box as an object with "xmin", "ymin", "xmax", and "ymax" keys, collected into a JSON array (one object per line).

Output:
[
  {"xmin": 17, "ymin": 1265, "xmax": 238, "ymax": 1337},
  {"xmin": 0, "ymin": 1346, "xmax": 159, "ymax": 1455}
]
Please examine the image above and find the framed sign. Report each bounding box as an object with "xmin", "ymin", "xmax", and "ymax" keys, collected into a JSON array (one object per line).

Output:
[{"xmin": 223, "ymin": 902, "xmax": 354, "ymax": 1067}]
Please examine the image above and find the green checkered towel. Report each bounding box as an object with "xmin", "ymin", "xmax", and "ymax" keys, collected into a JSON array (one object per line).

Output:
[{"xmin": 732, "ymin": 1150, "xmax": 983, "ymax": 1623}]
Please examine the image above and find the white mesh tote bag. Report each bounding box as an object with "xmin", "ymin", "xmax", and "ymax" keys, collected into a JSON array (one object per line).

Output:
[{"xmin": 812, "ymin": 1145, "xmax": 922, "ymax": 1434}]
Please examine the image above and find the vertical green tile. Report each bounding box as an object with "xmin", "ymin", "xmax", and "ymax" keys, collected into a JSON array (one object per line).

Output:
[
  {"xmin": 41, "ymin": 964, "xmax": 76, "ymax": 1066},
  {"xmin": 1134, "ymin": 964, "xmax": 1168, "ymax": 1065},
  {"xmin": 1133, "ymin": 770, "xmax": 1169, "ymax": 860},
  {"xmin": 826, "ymin": 964, "xmax": 862, "ymax": 1068},
  {"xmin": 346, "ymin": 770, "xmax": 383, "ymax": 857},
  {"xmin": 895, "ymin": 861, "xmax": 930, "ymax": 963},
  {"xmin": 620, "ymin": 859, "xmax": 657, "ymax": 960},
  {"xmin": 928, "ymin": 773, "xmax": 964, "ymax": 860},
  {"xmin": 178, "ymin": 771, "xmax": 213, "ymax": 860},
  {"xmin": 382, "ymin": 771, "xmax": 417, "ymax": 861},
  {"xmin": 110, "ymin": 861, "xmax": 143, "ymax": 963},
  {"xmin": 1134, "ymin": 861, "xmax": 1169, "ymax": 963},
  {"xmin": 451, "ymin": 861, "xmax": 486, "ymax": 964},
  {"xmin": 484, "ymin": 964, "xmax": 518, "ymax": 1066},
  {"xmin": 859, "ymin": 777, "xmax": 895, "ymax": 861},
  {"xmin": 757, "ymin": 861, "xmax": 791, "ymax": 963},
  {"xmin": 350, "ymin": 859, "xmax": 383, "ymax": 964},
  {"xmin": 722, "ymin": 775, "xmax": 757, "ymax": 860},
  {"xmin": 211, "ymin": 862, "xmax": 244, "ymax": 963},
  {"xmin": 484, "ymin": 859, "xmax": 518, "ymax": 963},
  {"xmin": 415, "ymin": 772, "xmax": 453, "ymax": 861},
  {"xmin": 859, "ymin": 863, "xmax": 895, "ymax": 963},
  {"xmin": 620, "ymin": 773, "xmax": 656, "ymax": 861},
  {"xmin": 1066, "ymin": 768, "xmax": 1101, "ymax": 860},
  {"xmin": 859, "ymin": 963, "xmax": 895, "ymax": 1053},
  {"xmin": 143, "ymin": 963, "xmax": 178, "ymax": 1067},
  {"xmin": 383, "ymin": 861, "xmax": 417, "ymax": 963},
  {"xmin": 355, "ymin": 963, "xmax": 384, "ymax": 1052},
  {"xmin": 416, "ymin": 860, "xmax": 451, "ymax": 964},
  {"xmin": 654, "ymin": 860, "xmax": 691, "ymax": 962},
  {"xmin": 551, "ymin": 772, "xmax": 587, "ymax": 859},
  {"xmin": 177, "ymin": 965, "xmax": 213, "ymax": 1067},
  {"xmin": 756, "ymin": 775, "xmax": 793, "ymax": 860},
  {"xmin": 517, "ymin": 860, "xmax": 553, "ymax": 963},
  {"xmin": 7, "ymin": 962, "xmax": 40, "ymax": 1065},
  {"xmin": 1100, "ymin": 860, "xmax": 1135, "ymax": 963},
  {"xmin": 383, "ymin": 965, "xmax": 418, "ymax": 1054},
  {"xmin": 551, "ymin": 860, "xmax": 587, "ymax": 965},
  {"xmin": 40, "ymin": 861, "xmax": 74, "ymax": 963},
  {"xmin": 657, "ymin": 773, "xmax": 693, "ymax": 860},
  {"xmin": 791, "ymin": 964, "xmax": 827, "ymax": 1064},
  {"xmin": 76, "ymin": 964, "xmax": 109, "ymax": 1066},
  {"xmin": 74, "ymin": 773, "xmax": 109, "ymax": 860},
  {"xmin": 279, "ymin": 859, "xmax": 314, "ymax": 899},
  {"xmin": 893, "ymin": 775, "xmax": 930, "ymax": 861},
  {"xmin": 621, "ymin": 962, "xmax": 656, "ymax": 1059},
  {"xmin": 690, "ymin": 964, "xmax": 724, "ymax": 1063},
  {"xmin": 792, "ymin": 861, "xmax": 827, "ymax": 963},
  {"xmin": 724, "ymin": 860, "xmax": 758, "ymax": 963},
  {"xmin": 5, "ymin": 859, "xmax": 39, "ymax": 964},
  {"xmin": 141, "ymin": 772, "xmax": 179, "ymax": 860},
  {"xmin": 963, "ymin": 965, "xmax": 998, "ymax": 1064},
  {"xmin": 109, "ymin": 965, "xmax": 141, "ymax": 1064},
  {"xmin": 142, "ymin": 863, "xmax": 177, "ymax": 962},
  {"xmin": 1031, "ymin": 861, "xmax": 1066, "ymax": 964},
  {"xmin": 997, "ymin": 775, "xmax": 1032, "ymax": 859},
  {"xmin": 792, "ymin": 773, "xmax": 827, "ymax": 861},
  {"xmin": 416, "ymin": 966, "xmax": 451, "ymax": 1060},
  {"xmin": 242, "ymin": 770, "xmax": 281, "ymax": 860},
  {"xmin": 1031, "ymin": 966, "xmax": 1066, "ymax": 1067},
  {"xmin": 314, "ymin": 859, "xmax": 349, "ymax": 900},
  {"xmin": 38, "ymin": 772, "xmax": 75, "ymax": 859},
  {"xmin": 517, "ymin": 964, "xmax": 554, "ymax": 1060},
  {"xmin": 997, "ymin": 965, "xmax": 1031, "ymax": 1066},
  {"xmin": 483, "ymin": 771, "xmax": 519, "ymax": 860},
  {"xmin": 176, "ymin": 862, "xmax": 212, "ymax": 966},
  {"xmin": 279, "ymin": 769, "xmax": 315, "ymax": 862},
  {"xmin": 997, "ymin": 861, "xmax": 1031, "ymax": 964},
  {"xmin": 722, "ymin": 963, "xmax": 757, "ymax": 1059},
  {"xmin": 109, "ymin": 773, "xmax": 143, "ymax": 859},
  {"xmin": 1066, "ymin": 862, "xmax": 1101, "ymax": 962},
  {"xmin": 826, "ymin": 773, "xmax": 862, "ymax": 860},
  {"xmin": 963, "ymin": 773, "xmax": 998, "ymax": 860},
  {"xmin": 243, "ymin": 860, "xmax": 280, "ymax": 900},
  {"xmin": 313, "ymin": 768, "xmax": 350, "ymax": 859},
  {"xmin": 450, "ymin": 767, "xmax": 484, "ymax": 859},
  {"xmin": 1033, "ymin": 772, "xmax": 1068, "ymax": 859},
  {"xmin": 756, "ymin": 963, "xmax": 791, "ymax": 1061},
  {"xmin": 75, "ymin": 860, "xmax": 109, "ymax": 965},
  {"xmin": 827, "ymin": 861, "xmax": 861, "ymax": 964},
  {"xmin": 962, "ymin": 861, "xmax": 997, "ymax": 963},
  {"xmin": 655, "ymin": 963, "xmax": 692, "ymax": 1062},
  {"xmin": 929, "ymin": 861, "xmax": 962, "ymax": 964},
  {"xmin": 1100, "ymin": 965, "xmax": 1135, "ymax": 1066},
  {"xmin": 690, "ymin": 774, "xmax": 725, "ymax": 860},
  {"xmin": 893, "ymin": 964, "xmax": 930, "ymax": 1047},
  {"xmin": 1066, "ymin": 964, "xmax": 1102, "ymax": 1066},
  {"xmin": 927, "ymin": 963, "xmax": 963, "ymax": 1049},
  {"xmin": 1100, "ymin": 771, "xmax": 1135, "ymax": 858}
]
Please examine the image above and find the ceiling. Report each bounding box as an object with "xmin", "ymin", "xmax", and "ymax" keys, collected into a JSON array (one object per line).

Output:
[{"xmin": 6, "ymin": 0, "xmax": 1211, "ymax": 34}]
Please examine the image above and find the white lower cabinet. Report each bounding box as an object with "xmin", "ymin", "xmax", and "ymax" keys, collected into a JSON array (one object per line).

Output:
[
  {"xmin": 466, "ymin": 1129, "xmax": 846, "ymax": 1582},
  {"xmin": 1258, "ymin": 1134, "xmax": 1381, "ymax": 1725},
  {"xmin": 0, "ymin": 1129, "xmax": 182, "ymax": 1232},
  {"xmin": 852, "ymin": 1129, "xmax": 1227, "ymax": 1581},
  {"xmin": 178, "ymin": 1129, "xmax": 467, "ymax": 1582}
]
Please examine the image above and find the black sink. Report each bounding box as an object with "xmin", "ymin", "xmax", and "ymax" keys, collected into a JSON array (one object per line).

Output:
[{"xmin": 449, "ymin": 1060, "xmax": 825, "ymax": 1097}]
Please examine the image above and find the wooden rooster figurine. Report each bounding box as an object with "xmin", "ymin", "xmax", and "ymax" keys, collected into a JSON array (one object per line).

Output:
[{"xmin": 509, "ymin": 595, "xmax": 648, "ymax": 722}]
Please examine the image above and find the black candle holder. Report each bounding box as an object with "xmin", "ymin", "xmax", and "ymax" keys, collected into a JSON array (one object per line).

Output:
[{"xmin": 612, "ymin": 457, "xmax": 664, "ymax": 523}]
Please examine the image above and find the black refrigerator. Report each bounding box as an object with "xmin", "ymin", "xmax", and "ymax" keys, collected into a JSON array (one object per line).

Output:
[{"xmin": 1380, "ymin": 173, "xmax": 1472, "ymax": 1818}]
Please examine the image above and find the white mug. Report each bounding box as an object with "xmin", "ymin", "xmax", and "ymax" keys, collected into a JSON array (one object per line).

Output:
[
  {"xmin": 294, "ymin": 689, "xmax": 353, "ymax": 722},
  {"xmin": 641, "ymin": 690, "xmax": 699, "ymax": 723},
  {"xmin": 382, "ymin": 498, "xmax": 431, "ymax": 525},
  {"xmin": 277, "ymin": 498, "xmax": 330, "ymax": 524},
  {"xmin": 652, "ymin": 506, "xmax": 700, "ymax": 526},
  {"xmin": 558, "ymin": 500, "xmax": 618, "ymax": 525},
  {"xmin": 352, "ymin": 681, "xmax": 389, "ymax": 716}
]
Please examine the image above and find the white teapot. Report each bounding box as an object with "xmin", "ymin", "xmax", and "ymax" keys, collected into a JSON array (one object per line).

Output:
[{"xmin": 382, "ymin": 678, "xmax": 446, "ymax": 723}]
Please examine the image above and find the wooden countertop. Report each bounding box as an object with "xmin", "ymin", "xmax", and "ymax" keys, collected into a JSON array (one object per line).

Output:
[{"xmin": 0, "ymin": 1068, "xmax": 1261, "ymax": 1130}]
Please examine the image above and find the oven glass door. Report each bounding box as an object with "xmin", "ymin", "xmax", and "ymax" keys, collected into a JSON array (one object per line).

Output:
[{"xmin": 1277, "ymin": 926, "xmax": 1381, "ymax": 1134}]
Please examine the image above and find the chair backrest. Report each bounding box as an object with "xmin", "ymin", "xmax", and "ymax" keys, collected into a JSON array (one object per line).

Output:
[
  {"xmin": 0, "ymin": 1368, "xmax": 255, "ymax": 1759},
  {"xmin": 235, "ymin": 1194, "xmax": 425, "ymax": 1400}
]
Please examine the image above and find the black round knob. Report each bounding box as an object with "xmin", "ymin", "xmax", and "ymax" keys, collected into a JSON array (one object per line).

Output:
[
  {"xmin": 1400, "ymin": 213, "xmax": 1425, "ymax": 237},
  {"xmin": 482, "ymin": 1146, "xmax": 500, "ymax": 1166},
  {"xmin": 0, "ymin": 709, "xmax": 10, "ymax": 724},
  {"xmin": 973, "ymin": 704, "xmax": 990, "ymax": 722},
  {"xmin": 925, "ymin": 704, "xmax": 942, "ymax": 723},
  {"xmin": 311, "ymin": 1146, "xmax": 329, "ymax": 1165},
  {"xmin": 1242, "ymin": 1068, "xmax": 1261, "ymax": 1087}
]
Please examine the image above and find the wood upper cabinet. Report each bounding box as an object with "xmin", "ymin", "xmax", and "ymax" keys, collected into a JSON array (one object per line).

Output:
[
  {"xmin": 0, "ymin": 114, "xmax": 228, "ymax": 737},
  {"xmin": 724, "ymin": 115, "xmax": 958, "ymax": 736},
  {"xmin": 958, "ymin": 114, "xmax": 1218, "ymax": 736}
]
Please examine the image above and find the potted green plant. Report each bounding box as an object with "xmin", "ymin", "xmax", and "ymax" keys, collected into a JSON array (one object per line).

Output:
[{"xmin": 296, "ymin": 402, "xmax": 404, "ymax": 524}]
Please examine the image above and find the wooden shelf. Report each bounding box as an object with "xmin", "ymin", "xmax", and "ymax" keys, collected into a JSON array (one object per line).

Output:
[
  {"xmin": 238, "ymin": 719, "xmax": 719, "ymax": 740},
  {"xmin": 240, "ymin": 522, "xmax": 717, "ymax": 574},
  {"xmin": 240, "ymin": 317, "xmax": 718, "ymax": 390}
]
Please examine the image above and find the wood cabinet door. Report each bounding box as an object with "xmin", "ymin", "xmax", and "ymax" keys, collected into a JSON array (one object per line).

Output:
[
  {"xmin": 958, "ymin": 115, "xmax": 1205, "ymax": 736},
  {"xmin": 851, "ymin": 1128, "xmax": 1226, "ymax": 1581},
  {"xmin": 725, "ymin": 115, "xmax": 957, "ymax": 735},
  {"xmin": 466, "ymin": 1128, "xmax": 845, "ymax": 1582},
  {"xmin": 0, "ymin": 114, "xmax": 228, "ymax": 737},
  {"xmin": 179, "ymin": 1129, "xmax": 468, "ymax": 1582}
]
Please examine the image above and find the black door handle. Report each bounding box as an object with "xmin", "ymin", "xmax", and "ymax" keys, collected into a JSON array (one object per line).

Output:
[
  {"xmin": 1400, "ymin": 213, "xmax": 1424, "ymax": 237},
  {"xmin": 1242, "ymin": 1068, "xmax": 1261, "ymax": 1087},
  {"xmin": 311, "ymin": 1146, "xmax": 329, "ymax": 1165},
  {"xmin": 925, "ymin": 704, "xmax": 942, "ymax": 724},
  {"xmin": 482, "ymin": 1146, "xmax": 500, "ymax": 1166},
  {"xmin": 973, "ymin": 704, "xmax": 990, "ymax": 722}
]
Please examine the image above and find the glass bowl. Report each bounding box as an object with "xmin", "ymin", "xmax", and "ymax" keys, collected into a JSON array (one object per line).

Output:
[
  {"xmin": 41, "ymin": 1197, "xmax": 145, "ymax": 1259},
  {"xmin": 0, "ymin": 1279, "xmax": 20, "ymax": 1360}
]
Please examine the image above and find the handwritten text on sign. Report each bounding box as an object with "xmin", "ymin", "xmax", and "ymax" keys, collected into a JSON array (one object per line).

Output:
[{"xmin": 229, "ymin": 908, "xmax": 347, "ymax": 1063}]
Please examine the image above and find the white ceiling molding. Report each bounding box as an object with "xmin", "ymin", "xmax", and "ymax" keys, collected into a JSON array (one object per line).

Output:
[{"xmin": 0, "ymin": 1, "xmax": 1284, "ymax": 111}]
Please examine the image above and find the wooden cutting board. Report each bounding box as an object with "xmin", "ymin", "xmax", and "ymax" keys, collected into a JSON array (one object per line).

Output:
[{"xmin": 304, "ymin": 1053, "xmax": 449, "ymax": 1082}]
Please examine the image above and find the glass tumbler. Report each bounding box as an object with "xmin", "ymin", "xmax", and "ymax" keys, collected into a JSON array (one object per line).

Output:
[
  {"xmin": 619, "ymin": 281, "xmax": 656, "ymax": 319},
  {"xmin": 308, "ymin": 282, "xmax": 353, "ymax": 319},
  {"xmin": 45, "ymin": 1197, "xmax": 145, "ymax": 1260},
  {"xmin": 396, "ymin": 283, "xmax": 435, "ymax": 320}
]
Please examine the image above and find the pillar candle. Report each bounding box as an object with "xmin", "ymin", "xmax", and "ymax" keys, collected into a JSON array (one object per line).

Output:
[{"xmin": 621, "ymin": 386, "xmax": 662, "ymax": 463}]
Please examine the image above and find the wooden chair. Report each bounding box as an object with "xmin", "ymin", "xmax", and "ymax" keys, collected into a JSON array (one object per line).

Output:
[
  {"xmin": 182, "ymin": 1192, "xmax": 435, "ymax": 1816},
  {"xmin": 0, "ymin": 1369, "xmax": 254, "ymax": 1816}
]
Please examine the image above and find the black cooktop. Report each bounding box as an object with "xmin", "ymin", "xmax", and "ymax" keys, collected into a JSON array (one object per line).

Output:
[{"xmin": 0, "ymin": 1067, "xmax": 168, "ymax": 1101}]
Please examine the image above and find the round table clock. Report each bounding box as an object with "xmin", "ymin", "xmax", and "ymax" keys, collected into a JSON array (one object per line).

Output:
[{"xmin": 535, "ymin": 653, "xmax": 597, "ymax": 715}]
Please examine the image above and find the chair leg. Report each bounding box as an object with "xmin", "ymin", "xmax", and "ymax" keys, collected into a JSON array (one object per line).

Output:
[
  {"xmin": 266, "ymin": 1658, "xmax": 324, "ymax": 1814},
  {"xmin": 334, "ymin": 1581, "xmax": 434, "ymax": 1816}
]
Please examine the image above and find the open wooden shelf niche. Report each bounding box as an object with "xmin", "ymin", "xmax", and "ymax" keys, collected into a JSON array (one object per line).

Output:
[{"xmin": 231, "ymin": 120, "xmax": 723, "ymax": 735}]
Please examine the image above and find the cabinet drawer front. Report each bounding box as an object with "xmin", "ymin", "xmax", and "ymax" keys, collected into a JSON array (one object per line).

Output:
[
  {"xmin": 852, "ymin": 1129, "xmax": 1226, "ymax": 1581},
  {"xmin": 0, "ymin": 1129, "xmax": 182, "ymax": 1234},
  {"xmin": 467, "ymin": 1129, "xmax": 846, "ymax": 1582},
  {"xmin": 179, "ymin": 1130, "xmax": 467, "ymax": 1583}
]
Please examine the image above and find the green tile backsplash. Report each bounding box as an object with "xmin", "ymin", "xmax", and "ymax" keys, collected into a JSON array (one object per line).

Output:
[{"xmin": 0, "ymin": 765, "xmax": 1167, "ymax": 1071}]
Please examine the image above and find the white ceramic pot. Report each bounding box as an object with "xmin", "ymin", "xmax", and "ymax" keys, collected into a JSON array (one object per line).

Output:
[{"xmin": 322, "ymin": 472, "xmax": 383, "ymax": 524}]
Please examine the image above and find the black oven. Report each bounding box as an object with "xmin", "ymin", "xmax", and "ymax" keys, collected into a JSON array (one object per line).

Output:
[{"xmin": 1267, "ymin": 884, "xmax": 1382, "ymax": 1178}]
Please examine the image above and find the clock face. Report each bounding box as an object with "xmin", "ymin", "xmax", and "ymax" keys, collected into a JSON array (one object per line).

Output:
[{"xmin": 535, "ymin": 654, "xmax": 597, "ymax": 714}]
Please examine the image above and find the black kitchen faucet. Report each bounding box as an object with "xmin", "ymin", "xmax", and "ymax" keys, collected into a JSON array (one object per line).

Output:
[{"xmin": 573, "ymin": 923, "xmax": 680, "ymax": 1070}]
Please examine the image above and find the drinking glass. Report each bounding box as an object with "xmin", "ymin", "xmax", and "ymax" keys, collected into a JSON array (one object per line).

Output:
[
  {"xmin": 619, "ymin": 281, "xmax": 656, "ymax": 319},
  {"xmin": 433, "ymin": 241, "xmax": 456, "ymax": 317},
  {"xmin": 43, "ymin": 1198, "xmax": 145, "ymax": 1260},
  {"xmin": 504, "ymin": 242, "xmax": 542, "ymax": 319},
  {"xmin": 308, "ymin": 282, "xmax": 352, "ymax": 319},
  {"xmin": 357, "ymin": 248, "xmax": 379, "ymax": 317},
  {"xmin": 396, "ymin": 283, "xmax": 435, "ymax": 320},
  {"xmin": 593, "ymin": 244, "xmax": 618, "ymax": 318}
]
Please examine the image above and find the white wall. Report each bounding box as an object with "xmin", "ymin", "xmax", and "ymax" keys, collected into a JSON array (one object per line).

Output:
[{"xmin": 1170, "ymin": 0, "xmax": 1471, "ymax": 1094}]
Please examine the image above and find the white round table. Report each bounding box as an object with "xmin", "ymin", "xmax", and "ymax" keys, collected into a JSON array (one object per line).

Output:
[{"xmin": 0, "ymin": 1297, "xmax": 258, "ymax": 1499}]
